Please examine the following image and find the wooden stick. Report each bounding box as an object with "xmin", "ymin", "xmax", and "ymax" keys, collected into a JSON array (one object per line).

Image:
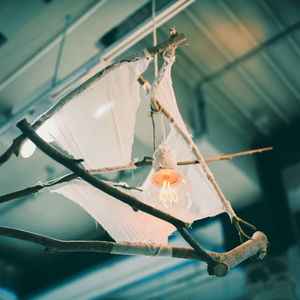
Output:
[
  {"xmin": 0, "ymin": 173, "xmax": 77, "ymax": 204},
  {"xmin": 0, "ymin": 147, "xmax": 273, "ymax": 204},
  {"xmin": 0, "ymin": 34, "xmax": 186, "ymax": 167},
  {"xmin": 177, "ymin": 227, "xmax": 217, "ymax": 267},
  {"xmin": 17, "ymin": 118, "xmax": 220, "ymax": 268},
  {"xmin": 140, "ymin": 69, "xmax": 260, "ymax": 240},
  {"xmin": 0, "ymin": 134, "xmax": 26, "ymax": 166},
  {"xmin": 0, "ymin": 226, "xmax": 268, "ymax": 276},
  {"xmin": 17, "ymin": 119, "xmax": 188, "ymax": 229},
  {"xmin": 140, "ymin": 70, "xmax": 236, "ymax": 218},
  {"xmin": 147, "ymin": 33, "xmax": 186, "ymax": 56},
  {"xmin": 197, "ymin": 147, "xmax": 273, "ymax": 163},
  {"xmin": 90, "ymin": 147, "xmax": 273, "ymax": 173}
]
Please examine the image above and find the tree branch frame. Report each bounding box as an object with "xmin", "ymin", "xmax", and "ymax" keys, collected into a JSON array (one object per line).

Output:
[
  {"xmin": 0, "ymin": 33, "xmax": 269, "ymax": 277},
  {"xmin": 0, "ymin": 226, "xmax": 267, "ymax": 277}
]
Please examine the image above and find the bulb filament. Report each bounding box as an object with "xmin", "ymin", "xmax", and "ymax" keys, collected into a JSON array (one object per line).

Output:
[{"xmin": 159, "ymin": 180, "xmax": 177, "ymax": 208}]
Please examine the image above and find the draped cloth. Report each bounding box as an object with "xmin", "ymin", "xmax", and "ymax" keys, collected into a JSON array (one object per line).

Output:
[
  {"xmin": 54, "ymin": 179, "xmax": 175, "ymax": 244},
  {"xmin": 47, "ymin": 54, "xmax": 235, "ymax": 244},
  {"xmin": 142, "ymin": 55, "xmax": 236, "ymax": 224},
  {"xmin": 40, "ymin": 57, "xmax": 150, "ymax": 170}
]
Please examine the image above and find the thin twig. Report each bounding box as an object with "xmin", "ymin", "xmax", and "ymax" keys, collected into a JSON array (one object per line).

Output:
[
  {"xmin": 0, "ymin": 134, "xmax": 26, "ymax": 166},
  {"xmin": 140, "ymin": 72, "xmax": 234, "ymax": 218},
  {"xmin": 90, "ymin": 147, "xmax": 273, "ymax": 173},
  {"xmin": 113, "ymin": 183, "xmax": 143, "ymax": 192},
  {"xmin": 232, "ymin": 216, "xmax": 256, "ymax": 243},
  {"xmin": 0, "ymin": 173, "xmax": 76, "ymax": 204},
  {"xmin": 147, "ymin": 33, "xmax": 186, "ymax": 56},
  {"xmin": 204, "ymin": 147, "xmax": 273, "ymax": 163},
  {"xmin": 0, "ymin": 148, "xmax": 273, "ymax": 204},
  {"xmin": 0, "ymin": 89, "xmax": 272, "ymax": 205},
  {"xmin": 150, "ymin": 110, "xmax": 156, "ymax": 152},
  {"xmin": 138, "ymin": 72, "xmax": 262, "ymax": 237},
  {"xmin": 0, "ymin": 147, "xmax": 273, "ymax": 203},
  {"xmin": 89, "ymin": 162, "xmax": 137, "ymax": 174}
]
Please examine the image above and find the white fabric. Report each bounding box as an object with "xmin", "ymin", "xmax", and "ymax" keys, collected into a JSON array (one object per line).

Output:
[
  {"xmin": 143, "ymin": 54, "xmax": 234, "ymax": 221},
  {"xmin": 40, "ymin": 57, "xmax": 150, "ymax": 170},
  {"xmin": 46, "ymin": 56, "xmax": 177, "ymax": 244},
  {"xmin": 47, "ymin": 54, "xmax": 234, "ymax": 244},
  {"xmin": 53, "ymin": 179, "xmax": 175, "ymax": 244}
]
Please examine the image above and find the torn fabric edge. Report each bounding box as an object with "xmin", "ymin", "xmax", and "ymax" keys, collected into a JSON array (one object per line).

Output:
[
  {"xmin": 38, "ymin": 55, "xmax": 152, "ymax": 170},
  {"xmin": 51, "ymin": 179, "xmax": 176, "ymax": 244},
  {"xmin": 143, "ymin": 53, "xmax": 236, "ymax": 220}
]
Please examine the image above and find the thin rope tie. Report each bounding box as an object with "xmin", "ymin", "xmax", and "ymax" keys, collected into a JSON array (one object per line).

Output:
[{"xmin": 152, "ymin": 0, "xmax": 166, "ymax": 145}]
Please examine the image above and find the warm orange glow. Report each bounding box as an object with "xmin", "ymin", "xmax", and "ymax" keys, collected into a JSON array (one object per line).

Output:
[
  {"xmin": 151, "ymin": 169, "xmax": 182, "ymax": 209},
  {"xmin": 152, "ymin": 169, "xmax": 182, "ymax": 187}
]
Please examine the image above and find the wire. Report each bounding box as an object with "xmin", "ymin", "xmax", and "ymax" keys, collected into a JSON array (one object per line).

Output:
[
  {"xmin": 151, "ymin": 0, "xmax": 157, "ymax": 152},
  {"xmin": 160, "ymin": 113, "xmax": 166, "ymax": 143},
  {"xmin": 150, "ymin": 110, "xmax": 156, "ymax": 152},
  {"xmin": 152, "ymin": 0, "xmax": 166, "ymax": 145}
]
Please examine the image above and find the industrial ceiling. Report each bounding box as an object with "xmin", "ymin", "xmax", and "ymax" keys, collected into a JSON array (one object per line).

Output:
[{"xmin": 0, "ymin": 0, "xmax": 299, "ymax": 299}]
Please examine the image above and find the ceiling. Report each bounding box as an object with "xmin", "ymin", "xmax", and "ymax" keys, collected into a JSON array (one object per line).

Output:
[{"xmin": 0, "ymin": 0, "xmax": 300, "ymax": 299}]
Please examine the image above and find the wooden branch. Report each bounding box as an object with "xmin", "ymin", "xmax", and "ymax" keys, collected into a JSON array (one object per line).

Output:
[
  {"xmin": 0, "ymin": 226, "xmax": 268, "ymax": 276},
  {"xmin": 232, "ymin": 216, "xmax": 257, "ymax": 243},
  {"xmin": 140, "ymin": 73, "xmax": 237, "ymax": 218},
  {"xmin": 0, "ymin": 147, "xmax": 273, "ymax": 204},
  {"xmin": 17, "ymin": 118, "xmax": 220, "ymax": 267},
  {"xmin": 212, "ymin": 231, "xmax": 268, "ymax": 276},
  {"xmin": 190, "ymin": 147, "xmax": 273, "ymax": 164},
  {"xmin": 90, "ymin": 147, "xmax": 273, "ymax": 173},
  {"xmin": 177, "ymin": 227, "xmax": 218, "ymax": 267},
  {"xmin": 0, "ymin": 134, "xmax": 26, "ymax": 166},
  {"xmin": 89, "ymin": 162, "xmax": 139, "ymax": 174},
  {"xmin": 139, "ymin": 72, "xmax": 263, "ymax": 242},
  {"xmin": 17, "ymin": 119, "xmax": 188, "ymax": 229},
  {"xmin": 147, "ymin": 33, "xmax": 186, "ymax": 56},
  {"xmin": 0, "ymin": 34, "xmax": 186, "ymax": 167},
  {"xmin": 0, "ymin": 173, "xmax": 77, "ymax": 204},
  {"xmin": 156, "ymin": 98, "xmax": 261, "ymax": 239}
]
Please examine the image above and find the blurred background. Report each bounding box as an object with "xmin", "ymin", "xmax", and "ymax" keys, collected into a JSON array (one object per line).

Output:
[{"xmin": 0, "ymin": 0, "xmax": 300, "ymax": 299}]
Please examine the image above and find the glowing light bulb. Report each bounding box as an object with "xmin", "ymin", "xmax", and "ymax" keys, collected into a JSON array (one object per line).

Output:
[
  {"xmin": 20, "ymin": 121, "xmax": 55, "ymax": 158},
  {"xmin": 159, "ymin": 180, "xmax": 177, "ymax": 208},
  {"xmin": 144, "ymin": 168, "xmax": 193, "ymax": 220},
  {"xmin": 20, "ymin": 139, "xmax": 36, "ymax": 158},
  {"xmin": 152, "ymin": 169, "xmax": 180, "ymax": 208}
]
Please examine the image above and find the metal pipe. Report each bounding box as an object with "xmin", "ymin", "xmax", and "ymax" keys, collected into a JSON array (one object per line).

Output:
[
  {"xmin": 0, "ymin": 0, "xmax": 109, "ymax": 91},
  {"xmin": 198, "ymin": 19, "xmax": 300, "ymax": 86},
  {"xmin": 185, "ymin": 10, "xmax": 289, "ymax": 124},
  {"xmin": 0, "ymin": 0, "xmax": 194, "ymax": 137}
]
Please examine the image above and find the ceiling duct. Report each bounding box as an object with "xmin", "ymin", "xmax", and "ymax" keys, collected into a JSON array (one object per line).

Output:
[{"xmin": 97, "ymin": 0, "xmax": 174, "ymax": 48}]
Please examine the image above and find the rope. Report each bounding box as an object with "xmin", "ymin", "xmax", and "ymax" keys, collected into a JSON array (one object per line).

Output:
[
  {"xmin": 152, "ymin": 0, "xmax": 167, "ymax": 146},
  {"xmin": 152, "ymin": 145, "xmax": 177, "ymax": 171}
]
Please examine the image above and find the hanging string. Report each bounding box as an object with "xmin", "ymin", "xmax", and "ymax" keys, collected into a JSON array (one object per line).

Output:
[
  {"xmin": 150, "ymin": 0, "xmax": 157, "ymax": 152},
  {"xmin": 150, "ymin": 110, "xmax": 156, "ymax": 152},
  {"xmin": 152, "ymin": 0, "xmax": 166, "ymax": 145},
  {"xmin": 160, "ymin": 112, "xmax": 166, "ymax": 142}
]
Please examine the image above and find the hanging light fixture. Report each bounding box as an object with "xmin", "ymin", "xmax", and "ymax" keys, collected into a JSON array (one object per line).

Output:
[
  {"xmin": 20, "ymin": 121, "xmax": 55, "ymax": 158},
  {"xmin": 143, "ymin": 145, "xmax": 193, "ymax": 219}
]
